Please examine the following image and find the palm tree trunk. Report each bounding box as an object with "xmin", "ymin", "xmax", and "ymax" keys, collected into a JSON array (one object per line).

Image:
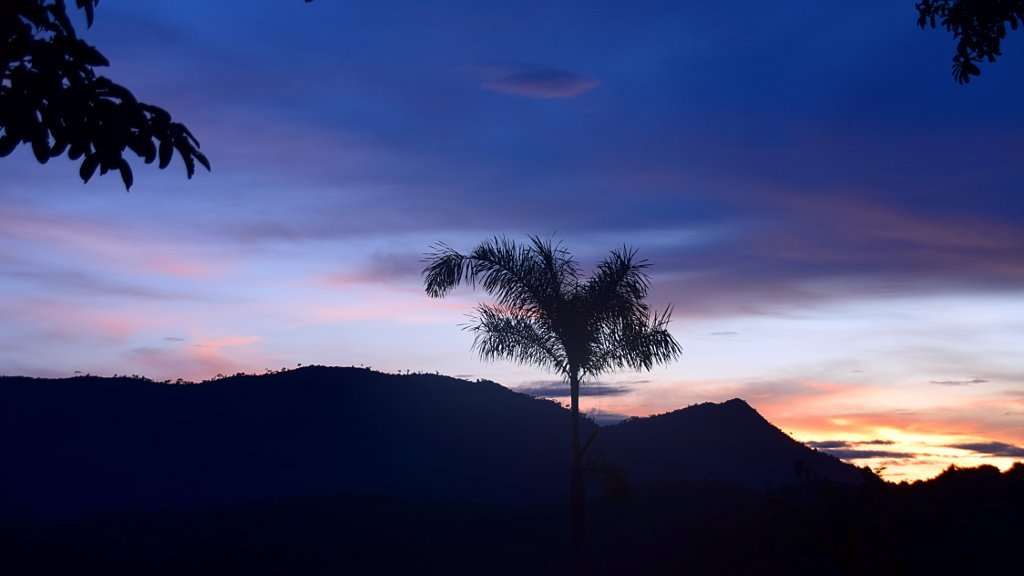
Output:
[{"xmin": 569, "ymin": 371, "xmax": 585, "ymax": 575}]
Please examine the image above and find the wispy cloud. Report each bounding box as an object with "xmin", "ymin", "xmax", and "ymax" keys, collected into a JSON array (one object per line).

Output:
[
  {"xmin": 643, "ymin": 193, "xmax": 1024, "ymax": 319},
  {"xmin": 472, "ymin": 64, "xmax": 599, "ymax": 99},
  {"xmin": 316, "ymin": 252, "xmax": 426, "ymax": 287},
  {"xmin": 3, "ymin": 268, "xmax": 206, "ymax": 302},
  {"xmin": 930, "ymin": 377, "xmax": 988, "ymax": 386},
  {"xmin": 806, "ymin": 440, "xmax": 849, "ymax": 450},
  {"xmin": 806, "ymin": 440, "xmax": 918, "ymax": 460},
  {"xmin": 193, "ymin": 336, "xmax": 262, "ymax": 349},
  {"xmin": 0, "ymin": 299, "xmax": 157, "ymax": 345},
  {"xmin": 951, "ymin": 441, "xmax": 1024, "ymax": 458},
  {"xmin": 821, "ymin": 448, "xmax": 918, "ymax": 460},
  {"xmin": 124, "ymin": 342, "xmax": 263, "ymax": 382},
  {"xmin": 0, "ymin": 206, "xmax": 219, "ymax": 280},
  {"xmin": 516, "ymin": 381, "xmax": 632, "ymax": 398}
]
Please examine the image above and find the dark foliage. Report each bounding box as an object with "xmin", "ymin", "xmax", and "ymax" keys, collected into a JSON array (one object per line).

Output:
[
  {"xmin": 1, "ymin": 0, "xmax": 209, "ymax": 189},
  {"xmin": 423, "ymin": 236, "xmax": 682, "ymax": 381},
  {"xmin": 0, "ymin": 493, "xmax": 567, "ymax": 576},
  {"xmin": 917, "ymin": 0, "xmax": 1024, "ymax": 83},
  {"xmin": 3, "ymin": 466, "xmax": 1021, "ymax": 575}
]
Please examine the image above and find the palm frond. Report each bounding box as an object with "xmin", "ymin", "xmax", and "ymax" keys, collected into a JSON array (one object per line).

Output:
[
  {"xmin": 584, "ymin": 305, "xmax": 681, "ymax": 377},
  {"xmin": 468, "ymin": 236, "xmax": 550, "ymax": 313},
  {"xmin": 469, "ymin": 304, "xmax": 568, "ymax": 375},
  {"xmin": 576, "ymin": 247, "xmax": 680, "ymax": 376},
  {"xmin": 423, "ymin": 235, "xmax": 574, "ymax": 319},
  {"xmin": 583, "ymin": 246, "xmax": 654, "ymax": 325},
  {"xmin": 422, "ymin": 242, "xmax": 470, "ymax": 298},
  {"xmin": 529, "ymin": 234, "xmax": 581, "ymax": 299},
  {"xmin": 424, "ymin": 235, "xmax": 681, "ymax": 381}
]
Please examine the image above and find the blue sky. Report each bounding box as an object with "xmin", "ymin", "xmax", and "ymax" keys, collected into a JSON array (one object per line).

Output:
[{"xmin": 2, "ymin": 1, "xmax": 1023, "ymax": 480}]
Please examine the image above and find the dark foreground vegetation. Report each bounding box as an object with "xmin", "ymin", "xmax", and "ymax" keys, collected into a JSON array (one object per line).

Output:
[
  {"xmin": 2, "ymin": 464, "xmax": 1022, "ymax": 575},
  {"xmin": 2, "ymin": 367, "xmax": 1021, "ymax": 574}
]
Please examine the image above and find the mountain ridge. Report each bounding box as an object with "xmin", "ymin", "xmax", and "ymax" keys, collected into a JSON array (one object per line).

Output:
[
  {"xmin": 1, "ymin": 366, "xmax": 863, "ymax": 518},
  {"xmin": 595, "ymin": 396, "xmax": 863, "ymax": 489}
]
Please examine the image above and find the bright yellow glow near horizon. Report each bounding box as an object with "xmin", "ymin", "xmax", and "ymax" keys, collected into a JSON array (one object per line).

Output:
[
  {"xmin": 558, "ymin": 391, "xmax": 1023, "ymax": 484},
  {"xmin": 788, "ymin": 426, "xmax": 1022, "ymax": 483}
]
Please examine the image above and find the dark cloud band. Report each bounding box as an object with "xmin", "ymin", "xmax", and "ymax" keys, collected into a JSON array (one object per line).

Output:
[{"xmin": 516, "ymin": 381, "xmax": 632, "ymax": 398}]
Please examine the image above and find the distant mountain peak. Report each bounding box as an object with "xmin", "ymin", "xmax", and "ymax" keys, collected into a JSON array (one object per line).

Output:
[
  {"xmin": 720, "ymin": 397, "xmax": 753, "ymax": 409},
  {"xmin": 623, "ymin": 397, "xmax": 761, "ymax": 425},
  {"xmin": 596, "ymin": 396, "xmax": 864, "ymax": 489}
]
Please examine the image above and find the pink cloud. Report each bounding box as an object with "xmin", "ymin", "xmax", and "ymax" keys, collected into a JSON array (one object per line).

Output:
[
  {"xmin": 124, "ymin": 337, "xmax": 270, "ymax": 382},
  {"xmin": 759, "ymin": 193, "xmax": 1024, "ymax": 275},
  {"xmin": 194, "ymin": 335, "xmax": 262, "ymax": 349},
  {"xmin": 473, "ymin": 65, "xmax": 599, "ymax": 99},
  {"xmin": 1, "ymin": 299, "xmax": 157, "ymax": 344},
  {"xmin": 765, "ymin": 393, "xmax": 1024, "ymax": 453},
  {"xmin": 315, "ymin": 274, "xmax": 372, "ymax": 288},
  {"xmin": 0, "ymin": 205, "xmax": 220, "ymax": 280}
]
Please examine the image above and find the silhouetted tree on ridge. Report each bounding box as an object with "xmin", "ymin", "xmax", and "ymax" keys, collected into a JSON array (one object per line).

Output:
[{"xmin": 423, "ymin": 235, "xmax": 682, "ymax": 574}]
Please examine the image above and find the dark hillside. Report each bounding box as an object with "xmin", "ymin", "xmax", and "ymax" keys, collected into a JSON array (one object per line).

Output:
[
  {"xmin": 596, "ymin": 398, "xmax": 864, "ymax": 489},
  {"xmin": 1, "ymin": 367, "xmax": 862, "ymax": 520},
  {"xmin": 1, "ymin": 367, "xmax": 585, "ymax": 518},
  {"xmin": 5, "ymin": 367, "xmax": 1019, "ymax": 574}
]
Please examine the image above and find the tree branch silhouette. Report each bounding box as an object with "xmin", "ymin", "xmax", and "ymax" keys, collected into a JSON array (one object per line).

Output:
[
  {"xmin": 916, "ymin": 0, "xmax": 1023, "ymax": 83},
  {"xmin": 1, "ymin": 0, "xmax": 210, "ymax": 189}
]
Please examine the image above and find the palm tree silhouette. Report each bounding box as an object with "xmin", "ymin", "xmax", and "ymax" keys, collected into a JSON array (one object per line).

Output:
[{"xmin": 423, "ymin": 235, "xmax": 682, "ymax": 573}]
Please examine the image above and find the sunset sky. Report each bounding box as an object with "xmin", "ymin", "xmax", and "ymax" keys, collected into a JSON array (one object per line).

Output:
[{"xmin": 2, "ymin": 1, "xmax": 1022, "ymax": 481}]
